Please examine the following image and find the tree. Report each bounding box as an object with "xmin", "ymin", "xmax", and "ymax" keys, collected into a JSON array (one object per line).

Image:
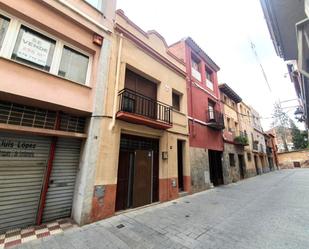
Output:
[
  {"xmin": 290, "ymin": 119, "xmax": 308, "ymax": 150},
  {"xmin": 271, "ymin": 103, "xmax": 289, "ymax": 152}
]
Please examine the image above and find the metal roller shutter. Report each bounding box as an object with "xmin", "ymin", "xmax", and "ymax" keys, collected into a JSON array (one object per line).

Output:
[
  {"xmin": 42, "ymin": 138, "xmax": 81, "ymax": 223},
  {"xmin": 0, "ymin": 132, "xmax": 51, "ymax": 233}
]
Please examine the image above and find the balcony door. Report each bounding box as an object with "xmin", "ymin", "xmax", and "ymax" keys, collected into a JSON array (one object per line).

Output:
[
  {"xmin": 208, "ymin": 100, "xmax": 215, "ymax": 120},
  {"xmin": 124, "ymin": 69, "xmax": 157, "ymax": 119}
]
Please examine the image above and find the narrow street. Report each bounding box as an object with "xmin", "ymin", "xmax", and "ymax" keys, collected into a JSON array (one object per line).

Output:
[{"xmin": 14, "ymin": 169, "xmax": 309, "ymax": 249}]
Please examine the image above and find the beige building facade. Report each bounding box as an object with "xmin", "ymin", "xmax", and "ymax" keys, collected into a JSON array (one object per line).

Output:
[
  {"xmin": 89, "ymin": 10, "xmax": 191, "ymax": 221},
  {"xmin": 220, "ymin": 84, "xmax": 246, "ymax": 183},
  {"xmin": 237, "ymin": 102, "xmax": 257, "ymax": 177},
  {"xmin": 251, "ymin": 107, "xmax": 270, "ymax": 174}
]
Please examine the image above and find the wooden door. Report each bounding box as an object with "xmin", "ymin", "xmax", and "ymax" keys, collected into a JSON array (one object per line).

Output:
[
  {"xmin": 238, "ymin": 155, "xmax": 245, "ymax": 179},
  {"xmin": 132, "ymin": 150, "xmax": 152, "ymax": 208},
  {"xmin": 177, "ymin": 140, "xmax": 184, "ymax": 191},
  {"xmin": 116, "ymin": 151, "xmax": 131, "ymax": 211},
  {"xmin": 124, "ymin": 69, "xmax": 157, "ymax": 119}
]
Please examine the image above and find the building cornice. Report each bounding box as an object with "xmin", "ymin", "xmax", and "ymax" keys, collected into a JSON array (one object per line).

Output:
[{"xmin": 115, "ymin": 24, "xmax": 187, "ymax": 78}]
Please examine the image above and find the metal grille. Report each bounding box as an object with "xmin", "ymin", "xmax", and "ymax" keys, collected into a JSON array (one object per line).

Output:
[
  {"xmin": 120, "ymin": 135, "xmax": 159, "ymax": 152},
  {"xmin": 118, "ymin": 88, "xmax": 172, "ymax": 125},
  {"xmin": 0, "ymin": 101, "xmax": 86, "ymax": 133},
  {"xmin": 0, "ymin": 132, "xmax": 52, "ymax": 233},
  {"xmin": 42, "ymin": 138, "xmax": 81, "ymax": 223},
  {"xmin": 60, "ymin": 114, "xmax": 86, "ymax": 133},
  {"xmin": 0, "ymin": 101, "xmax": 56, "ymax": 129}
]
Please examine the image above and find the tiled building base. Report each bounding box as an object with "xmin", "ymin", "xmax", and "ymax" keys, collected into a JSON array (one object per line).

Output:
[{"xmin": 0, "ymin": 218, "xmax": 76, "ymax": 248}]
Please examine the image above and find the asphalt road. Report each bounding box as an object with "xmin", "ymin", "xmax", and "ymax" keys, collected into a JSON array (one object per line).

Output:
[{"xmin": 16, "ymin": 169, "xmax": 309, "ymax": 249}]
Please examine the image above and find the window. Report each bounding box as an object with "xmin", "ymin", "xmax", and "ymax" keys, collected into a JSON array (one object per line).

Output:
[
  {"xmin": 11, "ymin": 25, "xmax": 56, "ymax": 71},
  {"xmin": 85, "ymin": 0, "xmax": 101, "ymax": 9},
  {"xmin": 244, "ymin": 130, "xmax": 248, "ymax": 138},
  {"xmin": 205, "ymin": 68, "xmax": 214, "ymax": 90},
  {"xmin": 58, "ymin": 46, "xmax": 89, "ymax": 84},
  {"xmin": 0, "ymin": 15, "xmax": 10, "ymax": 50},
  {"xmin": 231, "ymin": 101, "xmax": 236, "ymax": 109},
  {"xmin": 191, "ymin": 55, "xmax": 201, "ymax": 81},
  {"xmin": 235, "ymin": 122, "xmax": 239, "ymax": 134},
  {"xmin": 208, "ymin": 101, "xmax": 215, "ymax": 120},
  {"xmin": 1, "ymin": 13, "xmax": 92, "ymax": 85},
  {"xmin": 223, "ymin": 95, "xmax": 227, "ymax": 103},
  {"xmin": 227, "ymin": 117, "xmax": 231, "ymax": 132},
  {"xmin": 172, "ymin": 92, "xmax": 181, "ymax": 111},
  {"xmin": 229, "ymin": 153, "xmax": 235, "ymax": 167},
  {"xmin": 247, "ymin": 152, "xmax": 252, "ymax": 161},
  {"xmin": 191, "ymin": 57, "xmax": 199, "ymax": 71}
]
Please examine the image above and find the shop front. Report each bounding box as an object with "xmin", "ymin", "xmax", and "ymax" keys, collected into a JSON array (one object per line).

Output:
[{"xmin": 0, "ymin": 101, "xmax": 86, "ymax": 233}]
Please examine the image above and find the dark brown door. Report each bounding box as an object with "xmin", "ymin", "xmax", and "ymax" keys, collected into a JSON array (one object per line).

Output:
[
  {"xmin": 254, "ymin": 155, "xmax": 259, "ymax": 175},
  {"xmin": 152, "ymin": 151, "xmax": 159, "ymax": 203},
  {"xmin": 116, "ymin": 151, "xmax": 134, "ymax": 211},
  {"xmin": 132, "ymin": 150, "xmax": 152, "ymax": 208},
  {"xmin": 125, "ymin": 69, "xmax": 157, "ymax": 99},
  {"xmin": 209, "ymin": 150, "xmax": 224, "ymax": 186},
  {"xmin": 238, "ymin": 154, "xmax": 245, "ymax": 179},
  {"xmin": 177, "ymin": 140, "xmax": 184, "ymax": 191},
  {"xmin": 124, "ymin": 69, "xmax": 157, "ymax": 119},
  {"xmin": 294, "ymin": 161, "xmax": 301, "ymax": 168}
]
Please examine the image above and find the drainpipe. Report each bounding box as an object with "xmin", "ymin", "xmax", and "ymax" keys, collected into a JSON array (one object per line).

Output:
[{"xmin": 109, "ymin": 33, "xmax": 123, "ymax": 130}]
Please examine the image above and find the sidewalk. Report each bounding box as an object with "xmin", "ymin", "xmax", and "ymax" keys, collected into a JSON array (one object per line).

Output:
[{"xmin": 12, "ymin": 169, "xmax": 309, "ymax": 249}]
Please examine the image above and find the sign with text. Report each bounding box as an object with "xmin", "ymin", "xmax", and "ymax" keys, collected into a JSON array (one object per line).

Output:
[
  {"xmin": 0, "ymin": 139, "xmax": 37, "ymax": 158},
  {"xmin": 17, "ymin": 31, "xmax": 51, "ymax": 66}
]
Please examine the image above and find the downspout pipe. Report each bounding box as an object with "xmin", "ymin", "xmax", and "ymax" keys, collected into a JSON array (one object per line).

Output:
[{"xmin": 109, "ymin": 33, "xmax": 123, "ymax": 130}]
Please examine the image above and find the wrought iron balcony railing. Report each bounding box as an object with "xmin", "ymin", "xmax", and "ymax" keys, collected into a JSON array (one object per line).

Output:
[
  {"xmin": 205, "ymin": 110, "xmax": 224, "ymax": 130},
  {"xmin": 117, "ymin": 88, "xmax": 172, "ymax": 128}
]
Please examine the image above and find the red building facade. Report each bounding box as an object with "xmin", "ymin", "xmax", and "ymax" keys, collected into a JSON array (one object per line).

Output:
[{"xmin": 169, "ymin": 37, "xmax": 224, "ymax": 192}]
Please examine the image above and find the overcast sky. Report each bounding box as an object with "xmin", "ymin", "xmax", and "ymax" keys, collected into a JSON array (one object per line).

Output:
[{"xmin": 117, "ymin": 0, "xmax": 302, "ymax": 130}]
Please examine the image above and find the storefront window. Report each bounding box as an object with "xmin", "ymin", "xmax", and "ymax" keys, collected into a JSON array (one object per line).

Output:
[
  {"xmin": 0, "ymin": 15, "xmax": 10, "ymax": 50},
  {"xmin": 11, "ymin": 26, "xmax": 56, "ymax": 71},
  {"xmin": 58, "ymin": 46, "xmax": 89, "ymax": 84}
]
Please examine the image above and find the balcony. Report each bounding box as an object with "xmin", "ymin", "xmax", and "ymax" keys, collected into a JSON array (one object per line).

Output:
[
  {"xmin": 117, "ymin": 88, "xmax": 172, "ymax": 129},
  {"xmin": 234, "ymin": 135, "xmax": 249, "ymax": 146},
  {"xmin": 205, "ymin": 110, "xmax": 224, "ymax": 130}
]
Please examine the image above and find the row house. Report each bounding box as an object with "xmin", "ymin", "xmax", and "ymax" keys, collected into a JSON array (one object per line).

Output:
[
  {"xmin": 169, "ymin": 38, "xmax": 224, "ymax": 191},
  {"xmin": 237, "ymin": 102, "xmax": 257, "ymax": 177},
  {"xmin": 251, "ymin": 107, "xmax": 270, "ymax": 174},
  {"xmin": 0, "ymin": 0, "xmax": 116, "ymax": 232},
  {"xmin": 264, "ymin": 133, "xmax": 279, "ymax": 170},
  {"xmin": 89, "ymin": 10, "xmax": 190, "ymax": 221},
  {"xmin": 219, "ymin": 84, "xmax": 247, "ymax": 183}
]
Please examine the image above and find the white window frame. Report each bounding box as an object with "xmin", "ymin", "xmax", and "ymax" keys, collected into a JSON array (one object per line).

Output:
[
  {"xmin": 206, "ymin": 78, "xmax": 214, "ymax": 91},
  {"xmin": 0, "ymin": 10, "xmax": 92, "ymax": 86},
  {"xmin": 84, "ymin": 0, "xmax": 103, "ymax": 11}
]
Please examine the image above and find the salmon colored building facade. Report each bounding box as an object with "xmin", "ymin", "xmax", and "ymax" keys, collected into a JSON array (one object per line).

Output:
[{"xmin": 0, "ymin": 0, "xmax": 116, "ymax": 232}]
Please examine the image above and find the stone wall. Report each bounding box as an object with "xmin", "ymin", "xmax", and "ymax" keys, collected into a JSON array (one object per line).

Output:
[
  {"xmin": 222, "ymin": 143, "xmax": 244, "ymax": 184},
  {"xmin": 278, "ymin": 149, "xmax": 309, "ymax": 169},
  {"xmin": 190, "ymin": 147, "xmax": 211, "ymax": 193}
]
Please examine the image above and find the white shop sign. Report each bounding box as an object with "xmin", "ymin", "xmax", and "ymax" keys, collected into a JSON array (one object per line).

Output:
[{"xmin": 17, "ymin": 32, "xmax": 51, "ymax": 66}]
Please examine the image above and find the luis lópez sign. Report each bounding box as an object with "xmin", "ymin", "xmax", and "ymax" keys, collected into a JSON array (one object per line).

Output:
[
  {"xmin": 17, "ymin": 31, "xmax": 51, "ymax": 66},
  {"xmin": 0, "ymin": 139, "xmax": 37, "ymax": 158}
]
